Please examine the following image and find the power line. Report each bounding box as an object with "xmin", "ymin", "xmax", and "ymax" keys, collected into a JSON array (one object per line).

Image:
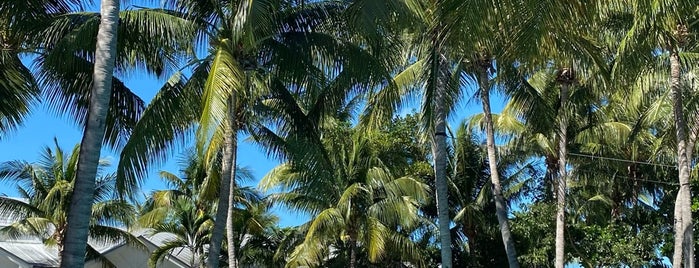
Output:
[{"xmin": 567, "ymin": 152, "xmax": 676, "ymax": 168}]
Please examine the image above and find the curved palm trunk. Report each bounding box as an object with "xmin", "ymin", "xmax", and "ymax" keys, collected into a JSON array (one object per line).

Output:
[
  {"xmin": 432, "ymin": 50, "xmax": 452, "ymax": 268},
  {"xmin": 208, "ymin": 97, "xmax": 239, "ymax": 268},
  {"xmin": 478, "ymin": 68, "xmax": 519, "ymax": 267},
  {"xmin": 554, "ymin": 83, "xmax": 569, "ymax": 268},
  {"xmin": 60, "ymin": 0, "xmax": 119, "ymax": 266},
  {"xmin": 225, "ymin": 96, "xmax": 240, "ymax": 268},
  {"xmin": 208, "ymin": 138, "xmax": 232, "ymax": 268},
  {"xmin": 670, "ymin": 49, "xmax": 694, "ymax": 268}
]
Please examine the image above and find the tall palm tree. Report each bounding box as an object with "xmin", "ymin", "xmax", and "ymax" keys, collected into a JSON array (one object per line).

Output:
[
  {"xmin": 472, "ymin": 62, "xmax": 608, "ymax": 266},
  {"xmin": 61, "ymin": 0, "xmax": 121, "ymax": 263},
  {"xmin": 359, "ymin": 1, "xmax": 545, "ymax": 265},
  {"xmin": 0, "ymin": 140, "xmax": 139, "ymax": 266},
  {"xmin": 612, "ymin": 0, "xmax": 699, "ymax": 264},
  {"xmin": 502, "ymin": 2, "xmax": 609, "ymax": 265},
  {"xmin": 261, "ymin": 126, "xmax": 429, "ymax": 268},
  {"xmin": 448, "ymin": 122, "xmax": 510, "ymax": 266},
  {"xmin": 14, "ymin": 2, "xmax": 198, "ymax": 266},
  {"xmin": 361, "ymin": 3, "xmax": 462, "ymax": 265},
  {"xmin": 117, "ymin": 1, "xmax": 394, "ymax": 266},
  {"xmin": 138, "ymin": 149, "xmax": 271, "ymax": 268}
]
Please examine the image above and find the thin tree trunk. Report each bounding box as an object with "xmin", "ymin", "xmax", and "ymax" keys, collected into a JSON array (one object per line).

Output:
[
  {"xmin": 349, "ymin": 239, "xmax": 357, "ymax": 268},
  {"xmin": 670, "ymin": 49, "xmax": 694, "ymax": 268},
  {"xmin": 555, "ymin": 83, "xmax": 569, "ymax": 268},
  {"xmin": 208, "ymin": 96, "xmax": 238, "ymax": 268},
  {"xmin": 191, "ymin": 247, "xmax": 198, "ymax": 268},
  {"xmin": 226, "ymin": 95, "xmax": 240, "ymax": 268},
  {"xmin": 432, "ymin": 50, "xmax": 452, "ymax": 268},
  {"xmin": 207, "ymin": 183, "xmax": 228, "ymax": 267},
  {"xmin": 60, "ymin": 0, "xmax": 119, "ymax": 266},
  {"xmin": 479, "ymin": 67, "xmax": 519, "ymax": 268},
  {"xmin": 687, "ymin": 96, "xmax": 699, "ymax": 268},
  {"xmin": 56, "ymin": 233, "xmax": 64, "ymax": 264}
]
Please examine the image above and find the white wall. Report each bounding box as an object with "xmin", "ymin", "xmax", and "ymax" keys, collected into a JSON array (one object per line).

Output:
[{"xmin": 85, "ymin": 242, "xmax": 189, "ymax": 268}]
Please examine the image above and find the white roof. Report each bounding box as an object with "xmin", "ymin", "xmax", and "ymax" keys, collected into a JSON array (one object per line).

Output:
[
  {"xmin": 0, "ymin": 240, "xmax": 60, "ymax": 267},
  {"xmin": 0, "ymin": 202, "xmax": 195, "ymax": 268},
  {"xmin": 0, "ymin": 228, "xmax": 195, "ymax": 268},
  {"xmin": 143, "ymin": 232, "xmax": 194, "ymax": 265}
]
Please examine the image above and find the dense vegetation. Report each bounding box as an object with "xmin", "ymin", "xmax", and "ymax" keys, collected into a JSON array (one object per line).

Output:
[{"xmin": 1, "ymin": 0, "xmax": 698, "ymax": 267}]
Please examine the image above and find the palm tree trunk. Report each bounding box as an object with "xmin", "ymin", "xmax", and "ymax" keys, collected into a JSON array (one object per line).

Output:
[
  {"xmin": 207, "ymin": 112, "xmax": 233, "ymax": 267},
  {"xmin": 555, "ymin": 83, "xmax": 569, "ymax": 268},
  {"xmin": 208, "ymin": 188, "xmax": 228, "ymax": 267},
  {"xmin": 207, "ymin": 97, "xmax": 238, "ymax": 268},
  {"xmin": 478, "ymin": 67, "xmax": 519, "ymax": 268},
  {"xmin": 349, "ymin": 239, "xmax": 357, "ymax": 268},
  {"xmin": 432, "ymin": 50, "xmax": 452, "ymax": 268},
  {"xmin": 190, "ymin": 247, "xmax": 198, "ymax": 268},
  {"xmin": 60, "ymin": 0, "xmax": 119, "ymax": 266},
  {"xmin": 670, "ymin": 48, "xmax": 694, "ymax": 268},
  {"xmin": 225, "ymin": 95, "xmax": 240, "ymax": 268}
]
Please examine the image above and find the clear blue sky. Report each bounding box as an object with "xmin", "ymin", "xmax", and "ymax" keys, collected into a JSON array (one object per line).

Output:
[{"xmin": 0, "ymin": 1, "xmax": 504, "ymax": 228}]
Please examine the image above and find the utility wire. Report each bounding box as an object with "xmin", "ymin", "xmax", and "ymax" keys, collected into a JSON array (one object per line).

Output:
[
  {"xmin": 567, "ymin": 152, "xmax": 676, "ymax": 168},
  {"xmin": 574, "ymin": 167, "xmax": 679, "ymax": 186}
]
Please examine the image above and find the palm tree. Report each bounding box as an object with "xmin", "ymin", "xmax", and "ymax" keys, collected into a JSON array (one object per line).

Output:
[
  {"xmin": 611, "ymin": 0, "xmax": 698, "ymax": 264},
  {"xmin": 360, "ymin": 4, "xmax": 459, "ymax": 266},
  {"xmin": 446, "ymin": 121, "xmax": 519, "ymax": 266},
  {"xmin": 224, "ymin": 193, "xmax": 280, "ymax": 267},
  {"xmin": 146, "ymin": 197, "xmax": 213, "ymax": 268},
  {"xmin": 117, "ymin": 1, "xmax": 395, "ymax": 266},
  {"xmin": 260, "ymin": 124, "xmax": 427, "ymax": 267},
  {"xmin": 471, "ymin": 60, "xmax": 609, "ymax": 266},
  {"xmin": 20, "ymin": 2, "xmax": 198, "ymax": 266},
  {"xmin": 260, "ymin": 126, "xmax": 429, "ymax": 268},
  {"xmin": 0, "ymin": 0, "xmax": 96, "ymax": 137},
  {"xmin": 0, "ymin": 0, "xmax": 60, "ymax": 136},
  {"xmin": 138, "ymin": 149, "xmax": 275, "ymax": 267},
  {"xmin": 61, "ymin": 0, "xmax": 121, "ymax": 262},
  {"xmin": 359, "ymin": 1, "xmax": 537, "ymax": 265},
  {"xmin": 501, "ymin": 3, "xmax": 609, "ymax": 265},
  {"xmin": 34, "ymin": 5, "xmax": 197, "ymax": 151},
  {"xmin": 0, "ymin": 139, "xmax": 139, "ymax": 266}
]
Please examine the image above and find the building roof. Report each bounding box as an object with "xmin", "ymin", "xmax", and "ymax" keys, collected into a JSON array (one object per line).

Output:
[
  {"xmin": 0, "ymin": 240, "xmax": 60, "ymax": 267},
  {"xmin": 0, "ymin": 228, "xmax": 195, "ymax": 267},
  {"xmin": 0, "ymin": 203, "xmax": 195, "ymax": 267},
  {"xmin": 142, "ymin": 232, "xmax": 194, "ymax": 266}
]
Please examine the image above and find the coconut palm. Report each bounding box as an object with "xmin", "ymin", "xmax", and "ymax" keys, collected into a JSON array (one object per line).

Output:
[
  {"xmin": 612, "ymin": 0, "xmax": 699, "ymax": 264},
  {"xmin": 261, "ymin": 125, "xmax": 428, "ymax": 268},
  {"xmin": 0, "ymin": 0, "xmax": 107, "ymax": 138},
  {"xmin": 0, "ymin": 140, "xmax": 139, "ymax": 266},
  {"xmin": 359, "ymin": 3, "xmax": 467, "ymax": 265},
  {"xmin": 0, "ymin": 0, "xmax": 71, "ymax": 136},
  {"xmin": 117, "ymin": 1, "xmax": 395, "ymax": 265},
  {"xmin": 444, "ymin": 122, "xmax": 501, "ymax": 266},
  {"xmin": 34, "ymin": 7, "xmax": 196, "ymax": 151},
  {"xmin": 22, "ymin": 3, "xmax": 199, "ymax": 266},
  {"xmin": 146, "ymin": 197, "xmax": 213, "ymax": 268},
  {"xmin": 502, "ymin": 4, "xmax": 612, "ymax": 265},
  {"xmin": 139, "ymin": 156, "xmax": 275, "ymax": 268},
  {"xmin": 61, "ymin": 0, "xmax": 121, "ymax": 263},
  {"xmin": 225, "ymin": 194, "xmax": 280, "ymax": 267},
  {"xmin": 470, "ymin": 59, "xmax": 609, "ymax": 265},
  {"xmin": 144, "ymin": 183, "xmax": 270, "ymax": 267},
  {"xmin": 358, "ymin": 0, "xmax": 549, "ymax": 264}
]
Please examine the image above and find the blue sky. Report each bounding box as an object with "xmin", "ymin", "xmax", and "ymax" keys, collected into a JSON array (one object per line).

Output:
[{"xmin": 0, "ymin": 1, "xmax": 504, "ymax": 228}]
